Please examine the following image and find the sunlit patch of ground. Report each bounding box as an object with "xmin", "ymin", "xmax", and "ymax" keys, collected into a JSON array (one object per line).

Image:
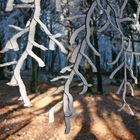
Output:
[{"xmin": 0, "ymin": 81, "xmax": 140, "ymax": 140}]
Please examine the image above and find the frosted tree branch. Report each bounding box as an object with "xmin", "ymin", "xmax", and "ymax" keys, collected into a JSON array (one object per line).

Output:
[
  {"xmin": 0, "ymin": 61, "xmax": 17, "ymax": 67},
  {"xmin": 3, "ymin": 0, "xmax": 140, "ymax": 134},
  {"xmin": 0, "ymin": 28, "xmax": 29, "ymax": 53},
  {"xmin": 50, "ymin": 1, "xmax": 102, "ymax": 133},
  {"xmin": 95, "ymin": 0, "xmax": 140, "ymax": 115},
  {"xmin": 4, "ymin": 0, "xmax": 67, "ymax": 107},
  {"xmin": 57, "ymin": 0, "xmax": 140, "ymax": 132}
]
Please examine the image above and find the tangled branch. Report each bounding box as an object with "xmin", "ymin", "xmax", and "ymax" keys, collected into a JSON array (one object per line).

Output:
[{"xmin": 50, "ymin": 0, "xmax": 140, "ymax": 133}]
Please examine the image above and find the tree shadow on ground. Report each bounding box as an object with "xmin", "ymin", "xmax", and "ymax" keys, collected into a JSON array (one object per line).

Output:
[
  {"xmin": 34, "ymin": 98, "xmax": 62, "ymax": 115},
  {"xmin": 1, "ymin": 81, "xmax": 140, "ymax": 140},
  {"xmin": 0, "ymin": 92, "xmax": 40, "ymax": 121},
  {"xmin": 96, "ymin": 95, "xmax": 140, "ymax": 140},
  {"xmin": 127, "ymin": 96, "xmax": 140, "ymax": 114},
  {"xmin": 0, "ymin": 119, "xmax": 31, "ymax": 140},
  {"xmin": 0, "ymin": 83, "xmax": 64, "ymax": 139},
  {"xmin": 73, "ymin": 96, "xmax": 97, "ymax": 140}
]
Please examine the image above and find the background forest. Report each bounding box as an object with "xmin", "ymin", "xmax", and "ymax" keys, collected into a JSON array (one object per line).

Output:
[{"xmin": 0, "ymin": 0, "xmax": 140, "ymax": 139}]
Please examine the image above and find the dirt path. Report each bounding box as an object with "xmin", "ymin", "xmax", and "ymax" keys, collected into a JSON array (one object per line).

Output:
[{"xmin": 0, "ymin": 81, "xmax": 140, "ymax": 140}]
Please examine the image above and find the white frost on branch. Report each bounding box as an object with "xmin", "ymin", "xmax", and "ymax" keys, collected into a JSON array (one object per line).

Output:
[
  {"xmin": 60, "ymin": 65, "xmax": 73, "ymax": 73},
  {"xmin": 50, "ymin": 0, "xmax": 140, "ymax": 133},
  {"xmin": 0, "ymin": 61, "xmax": 17, "ymax": 67},
  {"xmin": 51, "ymin": 75, "xmax": 70, "ymax": 82},
  {"xmin": 5, "ymin": 0, "xmax": 14, "ymax": 11},
  {"xmin": 48, "ymin": 33, "xmax": 63, "ymax": 51},
  {"xmin": 109, "ymin": 62, "xmax": 124, "ymax": 79},
  {"xmin": 0, "ymin": 28, "xmax": 29, "ymax": 53},
  {"xmin": 34, "ymin": 17, "xmax": 67, "ymax": 54},
  {"xmin": 8, "ymin": 25, "xmax": 24, "ymax": 31},
  {"xmin": 50, "ymin": 1, "xmax": 103, "ymax": 134},
  {"xmin": 20, "ymin": 0, "xmax": 34, "ymax": 3},
  {"xmin": 70, "ymin": 25, "xmax": 85, "ymax": 45},
  {"xmin": 3, "ymin": 0, "xmax": 67, "ymax": 107},
  {"xmin": 48, "ymin": 101, "xmax": 63, "ymax": 123},
  {"xmin": 105, "ymin": 0, "xmax": 140, "ymax": 115},
  {"xmin": 3, "ymin": 0, "xmax": 140, "ymax": 134}
]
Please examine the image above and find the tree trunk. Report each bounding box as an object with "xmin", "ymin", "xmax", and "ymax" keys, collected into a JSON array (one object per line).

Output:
[
  {"xmin": 86, "ymin": 0, "xmax": 103, "ymax": 94},
  {"xmin": 138, "ymin": 67, "xmax": 140, "ymax": 85},
  {"xmin": 0, "ymin": 35, "xmax": 5, "ymax": 80},
  {"xmin": 48, "ymin": 15, "xmax": 58, "ymax": 74},
  {"xmin": 65, "ymin": 0, "xmax": 73, "ymax": 64},
  {"xmin": 131, "ymin": 36, "xmax": 136, "ymax": 77},
  {"xmin": 84, "ymin": 36, "xmax": 94, "ymax": 92},
  {"xmin": 30, "ymin": 25, "xmax": 41, "ymax": 93},
  {"xmin": 30, "ymin": 53, "xmax": 39, "ymax": 93},
  {"xmin": 112, "ymin": 49, "xmax": 121, "ymax": 83},
  {"xmin": 0, "ymin": 54, "xmax": 5, "ymax": 80},
  {"xmin": 93, "ymin": 22, "xmax": 103, "ymax": 94}
]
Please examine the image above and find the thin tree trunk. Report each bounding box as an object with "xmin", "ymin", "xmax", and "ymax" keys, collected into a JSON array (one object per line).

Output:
[
  {"xmin": 93, "ymin": 22, "xmax": 103, "ymax": 94},
  {"xmin": 84, "ymin": 50, "xmax": 94, "ymax": 90},
  {"xmin": 131, "ymin": 36, "xmax": 136, "ymax": 77},
  {"xmin": 65, "ymin": 0, "xmax": 73, "ymax": 63},
  {"xmin": 138, "ymin": 67, "xmax": 140, "ymax": 85},
  {"xmin": 30, "ymin": 53, "xmax": 39, "ymax": 93},
  {"xmin": 0, "ymin": 36, "xmax": 5, "ymax": 80},
  {"xmin": 84, "ymin": 36, "xmax": 94, "ymax": 92},
  {"xmin": 0, "ymin": 54, "xmax": 5, "ymax": 80},
  {"xmin": 30, "ymin": 25, "xmax": 41, "ymax": 93},
  {"xmin": 48, "ymin": 17, "xmax": 57, "ymax": 74},
  {"xmin": 85, "ymin": 0, "xmax": 103, "ymax": 93},
  {"xmin": 112, "ymin": 49, "xmax": 121, "ymax": 83}
]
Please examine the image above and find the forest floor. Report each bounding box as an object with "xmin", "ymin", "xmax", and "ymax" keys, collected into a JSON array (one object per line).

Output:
[{"xmin": 0, "ymin": 79, "xmax": 140, "ymax": 140}]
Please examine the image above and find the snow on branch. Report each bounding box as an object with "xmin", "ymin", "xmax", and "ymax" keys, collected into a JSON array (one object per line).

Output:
[
  {"xmin": 48, "ymin": 101, "xmax": 63, "ymax": 123},
  {"xmin": 51, "ymin": 75, "xmax": 70, "ymax": 82},
  {"xmin": 0, "ymin": 61, "xmax": 17, "ymax": 67},
  {"xmin": 50, "ymin": 1, "xmax": 101, "ymax": 134},
  {"xmin": 60, "ymin": 65, "xmax": 73, "ymax": 73},
  {"xmin": 34, "ymin": 17, "xmax": 67, "ymax": 54},
  {"xmin": 104, "ymin": 0, "xmax": 140, "ymax": 115},
  {"xmin": 3, "ymin": 0, "xmax": 140, "ymax": 134},
  {"xmin": 0, "ymin": 28, "xmax": 29, "ymax": 53},
  {"xmin": 14, "ymin": 4, "xmax": 34, "ymax": 9},
  {"xmin": 50, "ymin": 0, "xmax": 140, "ymax": 133},
  {"xmin": 6, "ymin": 0, "xmax": 34, "ymax": 11},
  {"xmin": 3, "ymin": 0, "xmax": 67, "ymax": 107},
  {"xmin": 20, "ymin": 0, "xmax": 34, "ymax": 3},
  {"xmin": 8, "ymin": 25, "xmax": 25, "ymax": 31},
  {"xmin": 5, "ymin": 0, "xmax": 15, "ymax": 11},
  {"xmin": 70, "ymin": 25, "xmax": 85, "ymax": 45}
]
